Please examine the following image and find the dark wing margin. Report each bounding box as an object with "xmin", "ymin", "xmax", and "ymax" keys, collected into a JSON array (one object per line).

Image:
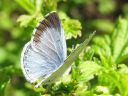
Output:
[
  {"xmin": 43, "ymin": 12, "xmax": 61, "ymax": 32},
  {"xmin": 32, "ymin": 11, "xmax": 61, "ymax": 43},
  {"xmin": 31, "ymin": 11, "xmax": 66, "ymax": 63},
  {"xmin": 33, "ymin": 18, "xmax": 51, "ymax": 43}
]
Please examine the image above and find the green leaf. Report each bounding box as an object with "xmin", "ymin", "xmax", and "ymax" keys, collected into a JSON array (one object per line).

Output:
[
  {"xmin": 0, "ymin": 72, "xmax": 10, "ymax": 95},
  {"xmin": 59, "ymin": 11, "xmax": 82, "ymax": 39},
  {"xmin": 17, "ymin": 14, "xmax": 42, "ymax": 28},
  {"xmin": 17, "ymin": 15, "xmax": 36, "ymax": 27},
  {"xmin": 15, "ymin": 0, "xmax": 35, "ymax": 14},
  {"xmin": 35, "ymin": 0, "xmax": 43, "ymax": 12},
  {"xmin": 92, "ymin": 19, "xmax": 114, "ymax": 33},
  {"xmin": 92, "ymin": 18, "xmax": 128, "ymax": 64},
  {"xmin": 91, "ymin": 18, "xmax": 128, "ymax": 95},
  {"xmin": 118, "ymin": 64, "xmax": 128, "ymax": 74},
  {"xmin": 0, "ymin": 47, "xmax": 7, "ymax": 64},
  {"xmin": 41, "ymin": 0, "xmax": 58, "ymax": 14},
  {"xmin": 98, "ymin": 0, "xmax": 116, "ymax": 14},
  {"xmin": 112, "ymin": 18, "xmax": 128, "ymax": 63},
  {"xmin": 78, "ymin": 61, "xmax": 101, "ymax": 82},
  {"xmin": 92, "ymin": 35, "xmax": 111, "ymax": 57},
  {"xmin": 0, "ymin": 80, "xmax": 10, "ymax": 96}
]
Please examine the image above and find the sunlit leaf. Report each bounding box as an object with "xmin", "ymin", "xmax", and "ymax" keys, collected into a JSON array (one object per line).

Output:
[
  {"xmin": 112, "ymin": 18, "xmax": 128, "ymax": 63},
  {"xmin": 59, "ymin": 11, "xmax": 82, "ymax": 39},
  {"xmin": 15, "ymin": 0, "xmax": 35, "ymax": 14},
  {"xmin": 78, "ymin": 61, "xmax": 101, "ymax": 81},
  {"xmin": 17, "ymin": 15, "xmax": 36, "ymax": 27}
]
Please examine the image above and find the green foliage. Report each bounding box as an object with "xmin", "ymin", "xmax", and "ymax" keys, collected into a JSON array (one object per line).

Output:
[
  {"xmin": 16, "ymin": 0, "xmax": 81, "ymax": 39},
  {"xmin": 92, "ymin": 18, "xmax": 128, "ymax": 96},
  {"xmin": 59, "ymin": 11, "xmax": 82, "ymax": 39},
  {"xmin": 92, "ymin": 19, "xmax": 114, "ymax": 33},
  {"xmin": 1, "ymin": 0, "xmax": 128, "ymax": 96},
  {"xmin": 98, "ymin": 0, "xmax": 116, "ymax": 14}
]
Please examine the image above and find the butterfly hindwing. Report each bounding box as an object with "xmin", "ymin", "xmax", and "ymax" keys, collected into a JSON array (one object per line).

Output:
[{"xmin": 21, "ymin": 42, "xmax": 55, "ymax": 83}]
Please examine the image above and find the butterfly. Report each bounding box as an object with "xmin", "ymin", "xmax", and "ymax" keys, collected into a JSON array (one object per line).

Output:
[
  {"xmin": 21, "ymin": 11, "xmax": 68, "ymax": 87},
  {"xmin": 21, "ymin": 11, "xmax": 95, "ymax": 88}
]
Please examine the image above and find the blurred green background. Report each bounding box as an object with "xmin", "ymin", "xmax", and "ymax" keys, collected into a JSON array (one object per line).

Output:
[{"xmin": 1, "ymin": 0, "xmax": 128, "ymax": 96}]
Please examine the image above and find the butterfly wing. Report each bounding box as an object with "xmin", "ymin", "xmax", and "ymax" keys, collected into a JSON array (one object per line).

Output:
[
  {"xmin": 35, "ymin": 32, "xmax": 95, "ymax": 87},
  {"xmin": 21, "ymin": 42, "xmax": 52, "ymax": 83},
  {"xmin": 21, "ymin": 12, "xmax": 67, "ymax": 84}
]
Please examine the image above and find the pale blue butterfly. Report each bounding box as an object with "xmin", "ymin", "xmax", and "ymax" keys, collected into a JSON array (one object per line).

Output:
[
  {"xmin": 21, "ymin": 12, "xmax": 67, "ymax": 87},
  {"xmin": 21, "ymin": 11, "xmax": 95, "ymax": 88}
]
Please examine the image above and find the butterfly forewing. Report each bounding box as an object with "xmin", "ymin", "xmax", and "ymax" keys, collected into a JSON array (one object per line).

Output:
[{"xmin": 21, "ymin": 12, "xmax": 67, "ymax": 84}]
